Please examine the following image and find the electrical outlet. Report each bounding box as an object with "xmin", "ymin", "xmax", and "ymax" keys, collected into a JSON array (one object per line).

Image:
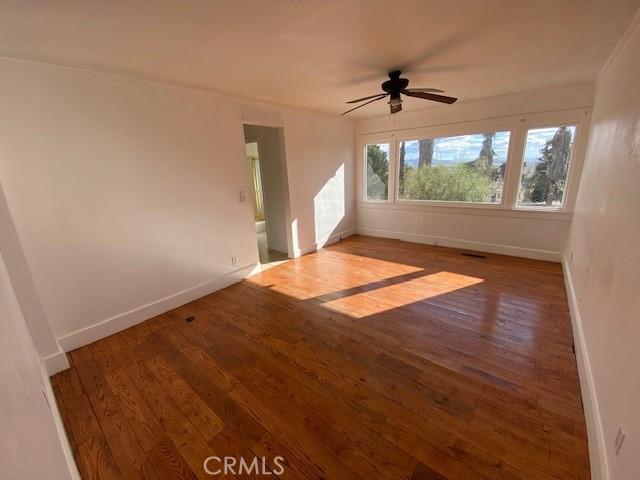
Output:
[
  {"xmin": 231, "ymin": 256, "xmax": 239, "ymax": 266},
  {"xmin": 615, "ymin": 425, "xmax": 626, "ymax": 455}
]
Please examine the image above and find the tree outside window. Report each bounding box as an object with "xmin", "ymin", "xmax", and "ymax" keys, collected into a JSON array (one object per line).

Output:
[
  {"xmin": 518, "ymin": 126, "xmax": 575, "ymax": 208},
  {"xmin": 366, "ymin": 143, "xmax": 389, "ymax": 200}
]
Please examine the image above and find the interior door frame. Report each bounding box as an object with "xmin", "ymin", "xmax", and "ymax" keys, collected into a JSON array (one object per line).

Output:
[{"xmin": 242, "ymin": 123, "xmax": 295, "ymax": 261}]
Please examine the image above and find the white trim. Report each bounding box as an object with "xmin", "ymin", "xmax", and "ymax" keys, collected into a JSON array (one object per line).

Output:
[
  {"xmin": 57, "ymin": 263, "xmax": 260, "ymax": 351},
  {"xmin": 39, "ymin": 363, "xmax": 81, "ymax": 480},
  {"xmin": 393, "ymin": 199, "xmax": 504, "ymax": 210},
  {"xmin": 357, "ymin": 202, "xmax": 572, "ymax": 221},
  {"xmin": 42, "ymin": 349, "xmax": 70, "ymax": 376},
  {"xmin": 355, "ymin": 100, "xmax": 593, "ymax": 136},
  {"xmin": 356, "ymin": 227, "xmax": 561, "ymax": 261},
  {"xmin": 597, "ymin": 8, "xmax": 640, "ymax": 85},
  {"xmin": 294, "ymin": 227, "xmax": 355, "ymax": 257},
  {"xmin": 562, "ymin": 257, "xmax": 608, "ymax": 480}
]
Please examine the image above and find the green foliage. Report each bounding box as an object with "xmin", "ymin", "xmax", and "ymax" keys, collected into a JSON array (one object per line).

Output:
[
  {"xmin": 401, "ymin": 164, "xmax": 492, "ymax": 202},
  {"xmin": 523, "ymin": 161, "xmax": 553, "ymax": 203},
  {"xmin": 366, "ymin": 144, "xmax": 389, "ymax": 199}
]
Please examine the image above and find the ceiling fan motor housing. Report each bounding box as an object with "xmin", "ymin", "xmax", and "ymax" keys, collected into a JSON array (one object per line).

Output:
[{"xmin": 381, "ymin": 70, "xmax": 409, "ymax": 97}]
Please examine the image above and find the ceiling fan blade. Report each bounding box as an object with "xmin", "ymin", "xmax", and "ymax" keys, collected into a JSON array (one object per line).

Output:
[
  {"xmin": 402, "ymin": 90, "xmax": 457, "ymax": 104},
  {"xmin": 346, "ymin": 93, "xmax": 387, "ymax": 104},
  {"xmin": 404, "ymin": 88, "xmax": 445, "ymax": 93},
  {"xmin": 341, "ymin": 95, "xmax": 388, "ymax": 115}
]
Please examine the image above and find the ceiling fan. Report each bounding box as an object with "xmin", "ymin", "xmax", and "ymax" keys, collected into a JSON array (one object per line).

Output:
[{"xmin": 342, "ymin": 70, "xmax": 457, "ymax": 116}]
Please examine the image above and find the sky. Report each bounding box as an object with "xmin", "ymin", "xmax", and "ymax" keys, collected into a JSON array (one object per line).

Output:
[
  {"xmin": 523, "ymin": 126, "xmax": 576, "ymax": 164},
  {"xmin": 400, "ymin": 126, "xmax": 575, "ymax": 167}
]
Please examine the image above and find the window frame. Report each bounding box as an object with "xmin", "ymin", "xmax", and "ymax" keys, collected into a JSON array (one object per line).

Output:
[
  {"xmin": 512, "ymin": 122, "xmax": 580, "ymax": 212},
  {"xmin": 356, "ymin": 108, "xmax": 590, "ymax": 217},
  {"xmin": 360, "ymin": 137, "xmax": 394, "ymax": 204}
]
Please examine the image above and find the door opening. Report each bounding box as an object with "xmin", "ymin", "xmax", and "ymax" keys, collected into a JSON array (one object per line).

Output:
[{"xmin": 244, "ymin": 125, "xmax": 290, "ymax": 267}]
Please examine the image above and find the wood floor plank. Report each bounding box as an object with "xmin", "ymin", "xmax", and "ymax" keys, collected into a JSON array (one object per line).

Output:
[
  {"xmin": 411, "ymin": 461, "xmax": 448, "ymax": 480},
  {"xmin": 146, "ymin": 438, "xmax": 199, "ymax": 480},
  {"xmin": 103, "ymin": 368, "xmax": 165, "ymax": 452},
  {"xmin": 51, "ymin": 370, "xmax": 102, "ymax": 447},
  {"xmin": 75, "ymin": 436, "xmax": 122, "ymax": 480},
  {"xmin": 100, "ymin": 413, "xmax": 160, "ymax": 480},
  {"xmin": 53, "ymin": 235, "xmax": 589, "ymax": 479},
  {"xmin": 144, "ymin": 354, "xmax": 226, "ymax": 442},
  {"xmin": 125, "ymin": 361, "xmax": 216, "ymax": 480}
]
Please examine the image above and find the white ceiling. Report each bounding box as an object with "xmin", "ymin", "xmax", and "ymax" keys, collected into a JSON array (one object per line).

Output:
[{"xmin": 0, "ymin": 0, "xmax": 638, "ymax": 117}]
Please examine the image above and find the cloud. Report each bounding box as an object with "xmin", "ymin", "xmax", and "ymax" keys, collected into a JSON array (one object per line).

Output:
[{"xmin": 402, "ymin": 131, "xmax": 511, "ymax": 166}]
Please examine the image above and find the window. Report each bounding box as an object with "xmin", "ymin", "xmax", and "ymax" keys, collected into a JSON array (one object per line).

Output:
[
  {"xmin": 365, "ymin": 143, "xmax": 390, "ymax": 200},
  {"xmin": 517, "ymin": 125, "xmax": 576, "ymax": 208},
  {"xmin": 397, "ymin": 131, "xmax": 511, "ymax": 203}
]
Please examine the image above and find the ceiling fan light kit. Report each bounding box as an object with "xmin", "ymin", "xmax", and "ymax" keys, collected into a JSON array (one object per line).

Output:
[{"xmin": 342, "ymin": 70, "xmax": 457, "ymax": 116}]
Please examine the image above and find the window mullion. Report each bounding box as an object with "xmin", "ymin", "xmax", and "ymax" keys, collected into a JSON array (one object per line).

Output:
[
  {"xmin": 389, "ymin": 135, "xmax": 397, "ymax": 204},
  {"xmin": 502, "ymin": 123, "xmax": 527, "ymax": 209}
]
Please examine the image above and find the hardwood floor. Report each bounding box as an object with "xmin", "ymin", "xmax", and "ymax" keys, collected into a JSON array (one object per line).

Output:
[{"xmin": 52, "ymin": 235, "xmax": 589, "ymax": 479}]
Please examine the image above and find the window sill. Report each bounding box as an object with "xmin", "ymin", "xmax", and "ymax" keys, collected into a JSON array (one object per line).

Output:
[{"xmin": 356, "ymin": 200, "xmax": 573, "ymax": 221}]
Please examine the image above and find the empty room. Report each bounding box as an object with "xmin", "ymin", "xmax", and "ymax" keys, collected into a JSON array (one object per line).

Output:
[{"xmin": 1, "ymin": 1, "xmax": 639, "ymax": 479}]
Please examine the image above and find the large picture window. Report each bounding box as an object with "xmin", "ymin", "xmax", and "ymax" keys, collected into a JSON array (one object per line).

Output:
[
  {"xmin": 397, "ymin": 131, "xmax": 511, "ymax": 203},
  {"xmin": 517, "ymin": 125, "xmax": 576, "ymax": 208},
  {"xmin": 365, "ymin": 143, "xmax": 390, "ymax": 201}
]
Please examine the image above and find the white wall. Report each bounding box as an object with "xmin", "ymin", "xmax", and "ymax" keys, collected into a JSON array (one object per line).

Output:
[
  {"xmin": 0, "ymin": 250, "xmax": 73, "ymax": 479},
  {"xmin": 564, "ymin": 13, "xmax": 640, "ymax": 480},
  {"xmin": 354, "ymin": 84, "xmax": 594, "ymax": 260},
  {"xmin": 0, "ymin": 58, "xmax": 354, "ymax": 350},
  {"xmin": 244, "ymin": 124, "xmax": 289, "ymax": 254}
]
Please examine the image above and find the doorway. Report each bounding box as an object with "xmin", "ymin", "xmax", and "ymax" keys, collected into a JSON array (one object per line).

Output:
[{"xmin": 244, "ymin": 125, "xmax": 290, "ymax": 267}]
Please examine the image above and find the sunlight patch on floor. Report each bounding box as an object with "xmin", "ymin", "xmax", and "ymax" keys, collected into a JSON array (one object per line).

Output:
[
  {"xmin": 321, "ymin": 271, "xmax": 484, "ymax": 318},
  {"xmin": 248, "ymin": 250, "xmax": 424, "ymax": 300}
]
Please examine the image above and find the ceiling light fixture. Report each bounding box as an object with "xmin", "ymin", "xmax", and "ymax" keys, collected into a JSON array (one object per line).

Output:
[{"xmin": 342, "ymin": 71, "xmax": 457, "ymax": 115}]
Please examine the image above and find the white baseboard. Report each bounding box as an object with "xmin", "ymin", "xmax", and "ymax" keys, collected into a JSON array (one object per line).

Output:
[
  {"xmin": 294, "ymin": 227, "xmax": 356, "ymax": 257},
  {"xmin": 57, "ymin": 263, "xmax": 260, "ymax": 352},
  {"xmin": 42, "ymin": 349, "xmax": 70, "ymax": 376},
  {"xmin": 39, "ymin": 363, "xmax": 81, "ymax": 480},
  {"xmin": 355, "ymin": 227, "xmax": 561, "ymax": 262},
  {"xmin": 562, "ymin": 257, "xmax": 608, "ymax": 480}
]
